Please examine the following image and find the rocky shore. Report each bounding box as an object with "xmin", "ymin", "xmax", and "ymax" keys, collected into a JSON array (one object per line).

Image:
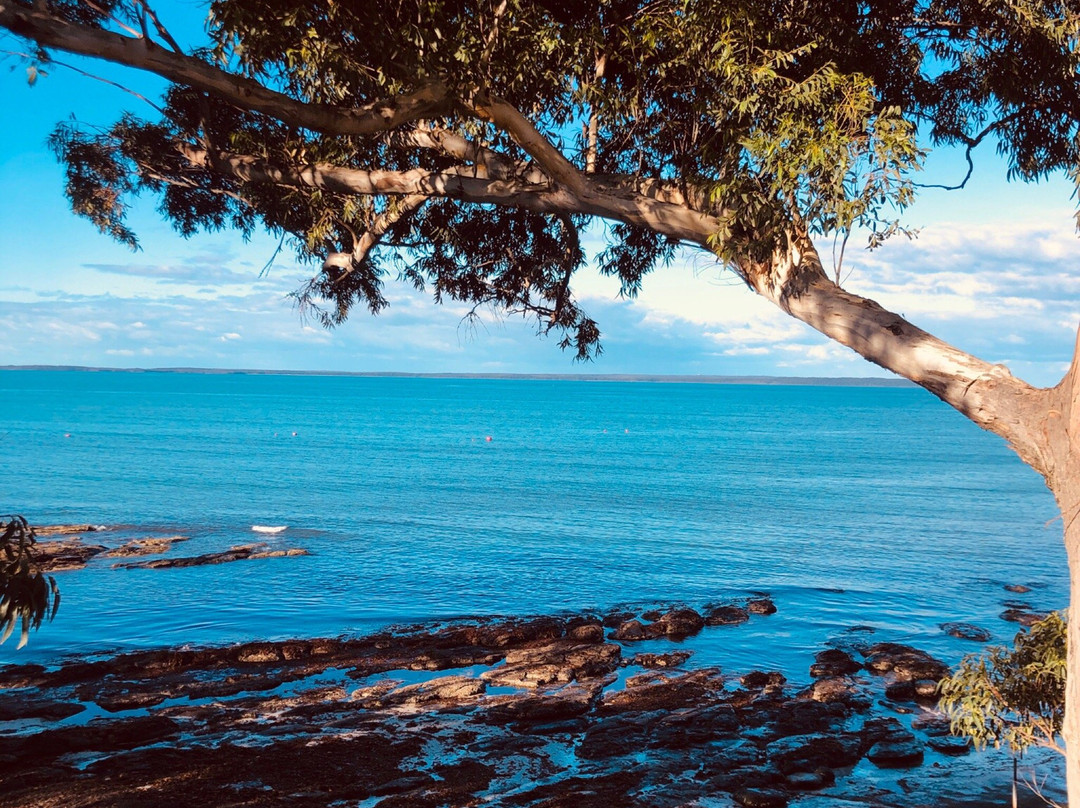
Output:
[{"xmin": 0, "ymin": 594, "xmax": 1058, "ymax": 808}]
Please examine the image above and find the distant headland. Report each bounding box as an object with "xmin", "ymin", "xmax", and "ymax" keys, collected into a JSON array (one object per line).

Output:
[{"xmin": 0, "ymin": 365, "xmax": 913, "ymax": 387}]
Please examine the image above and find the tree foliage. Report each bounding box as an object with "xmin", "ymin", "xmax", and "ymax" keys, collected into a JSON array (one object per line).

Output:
[
  {"xmin": 0, "ymin": 516, "xmax": 60, "ymax": 650},
  {"xmin": 939, "ymin": 612, "xmax": 1067, "ymax": 757},
  {"xmin": 6, "ymin": 1, "xmax": 1080, "ymax": 359}
]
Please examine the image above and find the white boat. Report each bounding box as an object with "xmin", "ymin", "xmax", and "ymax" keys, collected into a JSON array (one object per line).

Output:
[{"xmin": 251, "ymin": 525, "xmax": 287, "ymax": 534}]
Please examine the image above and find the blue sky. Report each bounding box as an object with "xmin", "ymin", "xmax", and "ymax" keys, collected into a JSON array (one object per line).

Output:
[{"xmin": 1, "ymin": 6, "xmax": 1079, "ymax": 385}]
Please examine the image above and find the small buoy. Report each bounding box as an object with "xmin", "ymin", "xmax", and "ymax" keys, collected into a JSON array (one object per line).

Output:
[
  {"xmin": 602, "ymin": 429, "xmax": 607, "ymax": 433},
  {"xmin": 485, "ymin": 436, "xmax": 493, "ymax": 442},
  {"xmin": 291, "ymin": 431, "xmax": 298, "ymax": 437},
  {"xmin": 64, "ymin": 433, "xmax": 71, "ymax": 438},
  {"xmin": 624, "ymin": 429, "xmax": 629, "ymax": 433}
]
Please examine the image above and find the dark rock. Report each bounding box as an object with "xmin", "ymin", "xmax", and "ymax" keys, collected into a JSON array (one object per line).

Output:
[
  {"xmin": 1004, "ymin": 584, "xmax": 1032, "ymax": 593},
  {"xmin": 115, "ymin": 543, "xmax": 308, "ymax": 569},
  {"xmin": 481, "ymin": 640, "xmax": 620, "ymax": 688},
  {"xmin": 1001, "ymin": 609, "xmax": 1047, "ymax": 627},
  {"xmin": 862, "ymin": 643, "xmax": 950, "ymax": 682},
  {"xmin": 655, "ymin": 608, "xmax": 706, "ymax": 638},
  {"xmin": 706, "ymin": 605, "xmax": 750, "ymax": 626},
  {"xmin": 802, "ymin": 677, "xmax": 866, "ymax": 708},
  {"xmin": 602, "ymin": 610, "xmax": 636, "ymax": 628},
  {"xmin": 766, "ymin": 733, "xmax": 863, "ymax": 774},
  {"xmin": 102, "ymin": 535, "xmax": 188, "ymax": 558},
  {"xmin": 235, "ymin": 643, "xmax": 283, "ymax": 664},
  {"xmin": 927, "ymin": 735, "xmax": 971, "ymax": 755},
  {"xmin": 885, "ymin": 680, "xmax": 915, "ymax": 702},
  {"xmin": 371, "ymin": 774, "xmax": 436, "ymax": 796},
  {"xmin": 941, "ymin": 622, "xmax": 992, "ymax": 642},
  {"xmin": 632, "ymin": 651, "xmax": 691, "ymax": 669},
  {"xmin": 383, "ymin": 675, "xmax": 486, "ymax": 707},
  {"xmin": 601, "ymin": 668, "xmax": 724, "ymax": 713},
  {"xmin": 785, "ymin": 769, "xmax": 832, "ymax": 790},
  {"xmin": 741, "ymin": 670, "xmax": 786, "ymax": 690},
  {"xmin": 649, "ymin": 703, "xmax": 740, "ymax": 748},
  {"xmin": 611, "ymin": 619, "xmax": 651, "ymax": 641},
  {"xmin": 578, "ymin": 713, "xmax": 653, "ymax": 759},
  {"xmin": 567, "ymin": 622, "xmax": 605, "ymax": 643},
  {"xmin": 32, "ymin": 538, "xmax": 108, "ymax": 571},
  {"xmin": 467, "ymin": 616, "xmax": 565, "ymax": 648},
  {"xmin": 641, "ymin": 609, "xmax": 664, "ymax": 622},
  {"xmin": 483, "ymin": 680, "xmax": 605, "ymax": 724},
  {"xmin": 733, "ymin": 788, "xmax": 789, "ymax": 807},
  {"xmin": 867, "ymin": 738, "xmax": 924, "ymax": 768},
  {"xmin": 95, "ymin": 692, "xmax": 166, "ymax": 712},
  {"xmin": 407, "ymin": 646, "xmax": 504, "ymax": 671},
  {"xmin": 0, "ymin": 698, "xmax": 85, "ymax": 721},
  {"xmin": 747, "ymin": 597, "xmax": 777, "ymax": 615},
  {"xmin": 809, "ymin": 649, "xmax": 861, "ymax": 678},
  {"xmin": 774, "ymin": 700, "xmax": 837, "ymax": 736}
]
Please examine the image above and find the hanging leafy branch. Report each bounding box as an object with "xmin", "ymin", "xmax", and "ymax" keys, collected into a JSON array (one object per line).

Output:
[
  {"xmin": 939, "ymin": 612, "xmax": 1067, "ymax": 757},
  {"xmin": 0, "ymin": 516, "xmax": 61, "ymax": 649}
]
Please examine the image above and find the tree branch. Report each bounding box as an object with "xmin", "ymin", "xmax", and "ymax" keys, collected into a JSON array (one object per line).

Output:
[
  {"xmin": 176, "ymin": 145, "xmax": 723, "ymax": 245},
  {"xmin": 471, "ymin": 92, "xmax": 591, "ymax": 196},
  {"xmin": 323, "ymin": 194, "xmax": 428, "ymax": 278},
  {"xmin": 0, "ymin": 2, "xmax": 452, "ymax": 135}
]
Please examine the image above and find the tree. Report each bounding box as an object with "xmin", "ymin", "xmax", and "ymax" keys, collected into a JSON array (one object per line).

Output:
[
  {"xmin": 940, "ymin": 613, "xmax": 1068, "ymax": 805},
  {"xmin": 941, "ymin": 613, "xmax": 1067, "ymax": 758},
  {"xmin": 0, "ymin": 516, "xmax": 60, "ymax": 649},
  {"xmin": 2, "ymin": 0, "xmax": 1079, "ymax": 794}
]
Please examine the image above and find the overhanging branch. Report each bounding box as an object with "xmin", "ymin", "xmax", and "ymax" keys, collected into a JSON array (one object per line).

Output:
[{"xmin": 0, "ymin": 1, "xmax": 452, "ymax": 136}]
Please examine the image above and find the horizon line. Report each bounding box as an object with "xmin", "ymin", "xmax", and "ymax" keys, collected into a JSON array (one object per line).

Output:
[{"xmin": 0, "ymin": 365, "xmax": 913, "ymax": 387}]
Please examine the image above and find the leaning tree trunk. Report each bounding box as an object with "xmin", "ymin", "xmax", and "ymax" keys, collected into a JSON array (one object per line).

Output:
[
  {"xmin": 1048, "ymin": 337, "xmax": 1080, "ymax": 807},
  {"xmin": 740, "ymin": 234, "xmax": 1080, "ymax": 799}
]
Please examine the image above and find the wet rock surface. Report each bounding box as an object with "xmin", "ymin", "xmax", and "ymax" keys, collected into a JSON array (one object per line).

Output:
[
  {"xmin": 31, "ymin": 539, "xmax": 108, "ymax": 572},
  {"xmin": 0, "ymin": 605, "xmax": 1047, "ymax": 807},
  {"xmin": 114, "ymin": 542, "xmax": 309, "ymax": 569},
  {"xmin": 103, "ymin": 535, "xmax": 189, "ymax": 558}
]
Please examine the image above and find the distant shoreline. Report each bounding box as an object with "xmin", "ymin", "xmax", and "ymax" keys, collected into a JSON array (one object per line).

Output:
[{"xmin": 0, "ymin": 365, "xmax": 912, "ymax": 387}]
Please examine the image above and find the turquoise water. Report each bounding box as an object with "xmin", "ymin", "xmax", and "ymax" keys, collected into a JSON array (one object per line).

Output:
[{"xmin": 0, "ymin": 370, "xmax": 1066, "ymax": 670}]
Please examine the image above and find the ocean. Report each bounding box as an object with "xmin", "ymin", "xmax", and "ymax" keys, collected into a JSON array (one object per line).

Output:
[{"xmin": 0, "ymin": 369, "xmax": 1066, "ymax": 676}]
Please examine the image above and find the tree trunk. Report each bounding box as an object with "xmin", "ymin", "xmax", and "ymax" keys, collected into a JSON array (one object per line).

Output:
[
  {"xmin": 1066, "ymin": 532, "xmax": 1080, "ymax": 807},
  {"xmin": 1047, "ymin": 333, "xmax": 1080, "ymax": 806}
]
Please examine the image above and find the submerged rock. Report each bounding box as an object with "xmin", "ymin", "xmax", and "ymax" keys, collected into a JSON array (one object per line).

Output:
[
  {"xmin": 940, "ymin": 622, "xmax": 992, "ymax": 642},
  {"xmin": 1001, "ymin": 608, "xmax": 1046, "ymax": 626},
  {"xmin": 706, "ymin": 605, "xmax": 750, "ymax": 625},
  {"xmin": 746, "ymin": 597, "xmax": 778, "ymax": 615},
  {"xmin": 114, "ymin": 543, "xmax": 308, "ymax": 569}
]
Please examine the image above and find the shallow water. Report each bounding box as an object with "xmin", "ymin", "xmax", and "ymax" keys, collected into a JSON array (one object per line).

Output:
[{"xmin": 0, "ymin": 370, "xmax": 1065, "ymax": 671}]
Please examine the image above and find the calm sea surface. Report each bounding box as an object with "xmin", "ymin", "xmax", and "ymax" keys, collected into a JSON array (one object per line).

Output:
[{"xmin": 0, "ymin": 370, "xmax": 1067, "ymax": 674}]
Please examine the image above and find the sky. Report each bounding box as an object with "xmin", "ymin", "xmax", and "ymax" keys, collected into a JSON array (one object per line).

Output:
[{"xmin": 1, "ymin": 6, "xmax": 1080, "ymax": 385}]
